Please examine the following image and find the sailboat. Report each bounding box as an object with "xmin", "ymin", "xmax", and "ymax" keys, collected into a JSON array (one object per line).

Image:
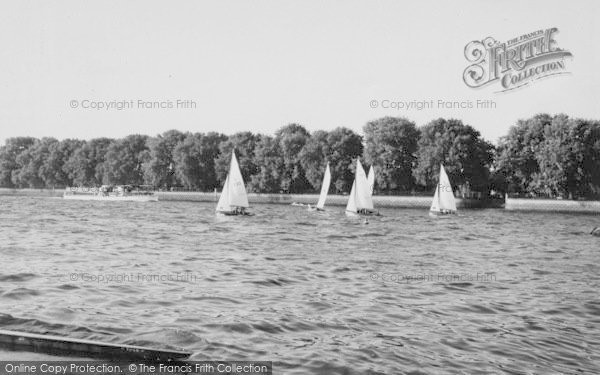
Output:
[
  {"xmin": 216, "ymin": 150, "xmax": 253, "ymax": 216},
  {"xmin": 308, "ymin": 163, "xmax": 331, "ymax": 211},
  {"xmin": 367, "ymin": 166, "xmax": 375, "ymax": 195},
  {"xmin": 429, "ymin": 163, "xmax": 457, "ymax": 217},
  {"xmin": 346, "ymin": 159, "xmax": 379, "ymax": 216}
]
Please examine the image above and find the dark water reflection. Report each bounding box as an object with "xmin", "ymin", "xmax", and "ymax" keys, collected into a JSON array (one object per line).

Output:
[{"xmin": 0, "ymin": 196, "xmax": 599, "ymax": 374}]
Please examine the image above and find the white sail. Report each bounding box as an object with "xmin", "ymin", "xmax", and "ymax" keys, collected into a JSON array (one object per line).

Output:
[
  {"xmin": 430, "ymin": 164, "xmax": 457, "ymax": 212},
  {"xmin": 216, "ymin": 151, "xmax": 249, "ymax": 212},
  {"xmin": 346, "ymin": 180, "xmax": 357, "ymax": 212},
  {"xmin": 346, "ymin": 159, "xmax": 374, "ymax": 212},
  {"xmin": 367, "ymin": 166, "xmax": 375, "ymax": 195},
  {"xmin": 216, "ymin": 175, "xmax": 230, "ymax": 211},
  {"xmin": 316, "ymin": 163, "xmax": 331, "ymax": 209}
]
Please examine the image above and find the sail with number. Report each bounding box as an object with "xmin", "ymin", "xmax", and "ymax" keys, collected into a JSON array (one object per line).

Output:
[
  {"xmin": 346, "ymin": 159, "xmax": 374, "ymax": 214},
  {"xmin": 216, "ymin": 151, "xmax": 249, "ymax": 213},
  {"xmin": 316, "ymin": 163, "xmax": 331, "ymax": 210},
  {"xmin": 430, "ymin": 164, "xmax": 457, "ymax": 214},
  {"xmin": 367, "ymin": 166, "xmax": 375, "ymax": 195}
]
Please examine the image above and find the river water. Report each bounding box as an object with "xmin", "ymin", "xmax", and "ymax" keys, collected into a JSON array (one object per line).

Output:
[{"xmin": 0, "ymin": 196, "xmax": 598, "ymax": 374}]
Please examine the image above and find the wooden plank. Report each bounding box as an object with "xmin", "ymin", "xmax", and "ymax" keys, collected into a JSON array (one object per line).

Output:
[{"xmin": 0, "ymin": 330, "xmax": 190, "ymax": 361}]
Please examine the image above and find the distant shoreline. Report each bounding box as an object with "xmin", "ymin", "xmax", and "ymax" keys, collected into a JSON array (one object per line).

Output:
[{"xmin": 2, "ymin": 188, "xmax": 600, "ymax": 212}]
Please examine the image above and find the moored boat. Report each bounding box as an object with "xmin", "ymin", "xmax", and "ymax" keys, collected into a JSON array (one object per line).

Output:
[{"xmin": 63, "ymin": 185, "xmax": 158, "ymax": 202}]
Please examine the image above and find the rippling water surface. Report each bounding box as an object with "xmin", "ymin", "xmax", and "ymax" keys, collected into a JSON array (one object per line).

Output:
[{"xmin": 0, "ymin": 196, "xmax": 599, "ymax": 374}]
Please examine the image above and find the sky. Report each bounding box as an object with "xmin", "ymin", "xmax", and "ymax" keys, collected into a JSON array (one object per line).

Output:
[{"xmin": 0, "ymin": 0, "xmax": 598, "ymax": 145}]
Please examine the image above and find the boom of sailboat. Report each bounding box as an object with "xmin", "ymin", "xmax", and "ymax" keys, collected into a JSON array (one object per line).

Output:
[{"xmin": 216, "ymin": 151, "xmax": 458, "ymax": 218}]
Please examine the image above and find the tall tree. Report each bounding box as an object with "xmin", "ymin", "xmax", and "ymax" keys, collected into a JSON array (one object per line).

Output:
[
  {"xmin": 530, "ymin": 116, "xmax": 600, "ymax": 198},
  {"xmin": 12, "ymin": 138, "xmax": 58, "ymax": 188},
  {"xmin": 143, "ymin": 130, "xmax": 187, "ymax": 188},
  {"xmin": 102, "ymin": 135, "xmax": 149, "ymax": 185},
  {"xmin": 275, "ymin": 124, "xmax": 311, "ymax": 193},
  {"xmin": 65, "ymin": 138, "xmax": 114, "ymax": 186},
  {"xmin": 299, "ymin": 130, "xmax": 329, "ymax": 191},
  {"xmin": 326, "ymin": 127, "xmax": 363, "ymax": 193},
  {"xmin": 363, "ymin": 117, "xmax": 419, "ymax": 193},
  {"xmin": 415, "ymin": 118, "xmax": 494, "ymax": 193},
  {"xmin": 0, "ymin": 137, "xmax": 37, "ymax": 187},
  {"xmin": 494, "ymin": 113, "xmax": 551, "ymax": 194},
  {"xmin": 173, "ymin": 132, "xmax": 227, "ymax": 190},
  {"xmin": 249, "ymin": 136, "xmax": 284, "ymax": 193},
  {"xmin": 40, "ymin": 139, "xmax": 85, "ymax": 187},
  {"xmin": 214, "ymin": 132, "xmax": 259, "ymax": 186}
]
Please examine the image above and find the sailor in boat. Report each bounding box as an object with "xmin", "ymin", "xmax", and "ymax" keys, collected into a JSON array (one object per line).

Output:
[
  {"xmin": 358, "ymin": 208, "xmax": 378, "ymax": 215},
  {"xmin": 234, "ymin": 206, "xmax": 252, "ymax": 215}
]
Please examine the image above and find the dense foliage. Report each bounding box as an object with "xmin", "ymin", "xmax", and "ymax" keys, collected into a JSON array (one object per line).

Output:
[{"xmin": 1, "ymin": 114, "xmax": 598, "ymax": 198}]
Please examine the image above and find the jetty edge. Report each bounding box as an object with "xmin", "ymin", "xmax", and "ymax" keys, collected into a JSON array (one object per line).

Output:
[{"xmin": 0, "ymin": 329, "xmax": 191, "ymax": 361}]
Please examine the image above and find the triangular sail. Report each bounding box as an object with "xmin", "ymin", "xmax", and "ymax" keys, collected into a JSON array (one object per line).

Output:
[
  {"xmin": 367, "ymin": 166, "xmax": 375, "ymax": 195},
  {"xmin": 346, "ymin": 159, "xmax": 374, "ymax": 212},
  {"xmin": 216, "ymin": 151, "xmax": 249, "ymax": 212},
  {"xmin": 216, "ymin": 175, "xmax": 230, "ymax": 211},
  {"xmin": 355, "ymin": 160, "xmax": 374, "ymax": 210},
  {"xmin": 430, "ymin": 164, "xmax": 457, "ymax": 212},
  {"xmin": 316, "ymin": 163, "xmax": 331, "ymax": 209},
  {"xmin": 346, "ymin": 180, "xmax": 357, "ymax": 212}
]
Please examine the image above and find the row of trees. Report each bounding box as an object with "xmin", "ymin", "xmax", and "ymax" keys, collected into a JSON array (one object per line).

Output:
[{"xmin": 1, "ymin": 114, "xmax": 598, "ymax": 198}]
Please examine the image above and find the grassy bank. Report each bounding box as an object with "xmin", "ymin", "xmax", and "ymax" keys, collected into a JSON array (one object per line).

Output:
[{"xmin": 505, "ymin": 197, "xmax": 600, "ymax": 213}]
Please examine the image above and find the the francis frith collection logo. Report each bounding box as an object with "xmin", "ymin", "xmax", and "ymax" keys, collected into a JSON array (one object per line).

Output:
[{"xmin": 463, "ymin": 28, "xmax": 573, "ymax": 92}]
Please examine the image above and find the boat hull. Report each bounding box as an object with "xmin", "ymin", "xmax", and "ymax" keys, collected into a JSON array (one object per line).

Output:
[
  {"xmin": 429, "ymin": 210, "xmax": 456, "ymax": 218},
  {"xmin": 0, "ymin": 329, "xmax": 189, "ymax": 361},
  {"xmin": 345, "ymin": 210, "xmax": 380, "ymax": 217},
  {"xmin": 63, "ymin": 194, "xmax": 158, "ymax": 202},
  {"xmin": 216, "ymin": 210, "xmax": 254, "ymax": 216}
]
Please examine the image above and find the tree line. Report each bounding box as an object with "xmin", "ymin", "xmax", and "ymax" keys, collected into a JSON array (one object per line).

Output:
[{"xmin": 1, "ymin": 114, "xmax": 598, "ymax": 199}]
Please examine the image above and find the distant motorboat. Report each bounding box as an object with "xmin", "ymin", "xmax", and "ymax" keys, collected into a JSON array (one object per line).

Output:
[
  {"xmin": 63, "ymin": 185, "xmax": 158, "ymax": 202},
  {"xmin": 309, "ymin": 163, "xmax": 331, "ymax": 212},
  {"xmin": 429, "ymin": 164, "xmax": 457, "ymax": 217},
  {"xmin": 346, "ymin": 158, "xmax": 379, "ymax": 216},
  {"xmin": 216, "ymin": 150, "xmax": 253, "ymax": 216}
]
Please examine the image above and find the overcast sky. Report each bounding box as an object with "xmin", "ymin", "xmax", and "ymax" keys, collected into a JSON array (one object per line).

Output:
[{"xmin": 1, "ymin": 0, "xmax": 598, "ymax": 145}]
